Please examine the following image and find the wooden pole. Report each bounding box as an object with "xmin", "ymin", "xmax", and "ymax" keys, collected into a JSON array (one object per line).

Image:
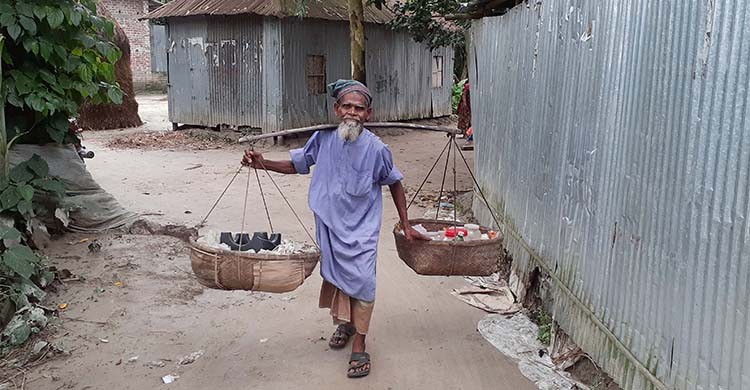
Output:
[{"xmin": 238, "ymin": 122, "xmax": 460, "ymax": 143}]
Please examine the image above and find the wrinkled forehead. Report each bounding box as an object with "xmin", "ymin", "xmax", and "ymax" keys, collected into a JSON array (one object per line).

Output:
[{"xmin": 337, "ymin": 92, "xmax": 371, "ymax": 108}]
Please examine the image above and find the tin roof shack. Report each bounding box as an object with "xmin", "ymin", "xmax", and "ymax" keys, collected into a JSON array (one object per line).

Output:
[{"xmin": 145, "ymin": 0, "xmax": 454, "ymax": 132}]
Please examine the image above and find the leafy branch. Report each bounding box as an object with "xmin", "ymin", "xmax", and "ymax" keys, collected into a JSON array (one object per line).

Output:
[{"xmin": 1, "ymin": 0, "xmax": 123, "ymax": 144}]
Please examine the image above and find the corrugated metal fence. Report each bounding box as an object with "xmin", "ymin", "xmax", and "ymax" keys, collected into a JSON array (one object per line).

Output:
[{"xmin": 469, "ymin": 1, "xmax": 750, "ymax": 389}]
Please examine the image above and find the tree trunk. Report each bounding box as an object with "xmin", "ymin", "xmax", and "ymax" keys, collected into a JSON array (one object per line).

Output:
[
  {"xmin": 78, "ymin": 6, "xmax": 143, "ymax": 130},
  {"xmin": 348, "ymin": 0, "xmax": 366, "ymax": 83}
]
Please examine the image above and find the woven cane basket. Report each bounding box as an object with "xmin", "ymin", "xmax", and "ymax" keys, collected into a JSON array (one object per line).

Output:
[
  {"xmin": 189, "ymin": 240, "xmax": 320, "ymax": 293},
  {"xmin": 393, "ymin": 219, "xmax": 503, "ymax": 276}
]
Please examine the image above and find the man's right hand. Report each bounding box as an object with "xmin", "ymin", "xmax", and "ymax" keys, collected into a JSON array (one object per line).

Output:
[{"xmin": 242, "ymin": 150, "xmax": 265, "ymax": 168}]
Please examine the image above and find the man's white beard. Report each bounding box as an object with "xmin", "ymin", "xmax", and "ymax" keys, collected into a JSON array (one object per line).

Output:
[{"xmin": 337, "ymin": 119, "xmax": 363, "ymax": 142}]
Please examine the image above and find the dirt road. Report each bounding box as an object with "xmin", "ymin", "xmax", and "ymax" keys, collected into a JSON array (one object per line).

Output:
[{"xmin": 24, "ymin": 95, "xmax": 535, "ymax": 389}]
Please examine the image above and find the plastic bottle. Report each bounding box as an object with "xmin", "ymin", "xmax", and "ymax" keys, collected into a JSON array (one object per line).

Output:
[
  {"xmin": 464, "ymin": 224, "xmax": 481, "ymax": 241},
  {"xmin": 444, "ymin": 227, "xmax": 467, "ymax": 241}
]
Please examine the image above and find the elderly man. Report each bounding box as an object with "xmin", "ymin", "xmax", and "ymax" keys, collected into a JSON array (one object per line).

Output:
[{"xmin": 242, "ymin": 80, "xmax": 426, "ymax": 378}]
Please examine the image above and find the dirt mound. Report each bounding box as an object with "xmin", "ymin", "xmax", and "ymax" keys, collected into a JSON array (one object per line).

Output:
[{"xmin": 105, "ymin": 131, "xmax": 234, "ymax": 151}]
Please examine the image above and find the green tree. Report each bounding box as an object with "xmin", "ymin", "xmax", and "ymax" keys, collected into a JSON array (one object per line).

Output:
[
  {"xmin": 386, "ymin": 0, "xmax": 467, "ymax": 50},
  {"xmin": 0, "ymin": 0, "xmax": 122, "ymax": 348},
  {"xmin": 385, "ymin": 0, "xmax": 468, "ymax": 79},
  {"xmin": 1, "ymin": 0, "xmax": 122, "ymax": 144}
]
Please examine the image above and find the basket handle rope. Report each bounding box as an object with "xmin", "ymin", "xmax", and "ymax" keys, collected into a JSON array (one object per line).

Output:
[
  {"xmin": 254, "ymin": 151, "xmax": 319, "ymax": 249},
  {"xmin": 404, "ymin": 134, "xmax": 503, "ymax": 231},
  {"xmin": 196, "ymin": 143, "xmax": 319, "ymax": 250},
  {"xmin": 451, "ymin": 136, "xmax": 502, "ymax": 230}
]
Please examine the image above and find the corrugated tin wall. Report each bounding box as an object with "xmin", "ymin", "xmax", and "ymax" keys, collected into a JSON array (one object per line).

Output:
[
  {"xmin": 167, "ymin": 15, "xmax": 268, "ymax": 128},
  {"xmin": 206, "ymin": 15, "xmax": 264, "ymax": 128},
  {"xmin": 167, "ymin": 16, "xmax": 452, "ymax": 131},
  {"xmin": 469, "ymin": 1, "xmax": 750, "ymax": 390},
  {"xmin": 261, "ymin": 17, "xmax": 283, "ymax": 132},
  {"xmin": 280, "ymin": 19, "xmax": 453, "ymax": 129},
  {"xmin": 280, "ymin": 18, "xmax": 346, "ymax": 128},
  {"xmin": 167, "ymin": 16, "xmax": 209, "ymax": 126},
  {"xmin": 150, "ymin": 24, "xmax": 168, "ymax": 74},
  {"xmin": 365, "ymin": 26, "xmax": 454, "ymax": 121}
]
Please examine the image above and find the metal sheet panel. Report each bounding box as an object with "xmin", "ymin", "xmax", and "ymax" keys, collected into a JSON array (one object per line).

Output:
[
  {"xmin": 166, "ymin": 15, "xmax": 452, "ymax": 130},
  {"xmin": 262, "ymin": 17, "xmax": 283, "ymax": 133},
  {"xmin": 207, "ymin": 15, "xmax": 264, "ymax": 128},
  {"xmin": 150, "ymin": 24, "xmax": 168, "ymax": 73},
  {"xmin": 166, "ymin": 16, "xmax": 209, "ymax": 126},
  {"xmin": 470, "ymin": 2, "xmax": 750, "ymax": 390},
  {"xmin": 280, "ymin": 19, "xmax": 453, "ymax": 128}
]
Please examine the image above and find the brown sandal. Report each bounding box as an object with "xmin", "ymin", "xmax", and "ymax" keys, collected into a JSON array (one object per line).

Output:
[{"xmin": 329, "ymin": 324, "xmax": 356, "ymax": 349}]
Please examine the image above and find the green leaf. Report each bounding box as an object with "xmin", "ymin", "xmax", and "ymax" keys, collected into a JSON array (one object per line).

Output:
[
  {"xmin": 10, "ymin": 164, "xmax": 33, "ymax": 184},
  {"xmin": 54, "ymin": 45, "xmax": 67, "ymax": 60},
  {"xmin": 76, "ymin": 33, "xmax": 95, "ymax": 48},
  {"xmin": 100, "ymin": 62, "xmax": 115, "ymax": 81},
  {"xmin": 24, "ymin": 95, "xmax": 46, "ymax": 112},
  {"xmin": 16, "ymin": 3, "xmax": 34, "ymax": 18},
  {"xmin": 0, "ymin": 225, "xmax": 23, "ymax": 241},
  {"xmin": 0, "ymin": 187, "xmax": 22, "ymax": 209},
  {"xmin": 33, "ymin": 5, "xmax": 46, "ymax": 20},
  {"xmin": 79, "ymin": 66, "xmax": 93, "ymax": 83},
  {"xmin": 39, "ymin": 70, "xmax": 56, "ymax": 85},
  {"xmin": 83, "ymin": 51, "xmax": 97, "ymax": 64},
  {"xmin": 21, "ymin": 37, "xmax": 34, "ymax": 53},
  {"xmin": 70, "ymin": 8, "xmax": 82, "ymax": 26},
  {"xmin": 7, "ymin": 23, "xmax": 22, "ymax": 40},
  {"xmin": 18, "ymin": 16, "xmax": 36, "ymax": 35},
  {"xmin": 0, "ymin": 13, "xmax": 15, "ymax": 28},
  {"xmin": 17, "ymin": 185, "xmax": 35, "ymax": 201},
  {"xmin": 47, "ymin": 8, "xmax": 65, "ymax": 29},
  {"xmin": 39, "ymin": 41, "xmax": 52, "ymax": 61},
  {"xmin": 2, "ymin": 317, "xmax": 32, "ymax": 346},
  {"xmin": 20, "ymin": 282, "xmax": 46, "ymax": 301},
  {"xmin": 107, "ymin": 87, "xmax": 123, "ymax": 105},
  {"xmin": 16, "ymin": 200, "xmax": 33, "ymax": 216},
  {"xmin": 9, "ymin": 293, "xmax": 30, "ymax": 312},
  {"xmin": 106, "ymin": 47, "xmax": 121, "ymax": 64},
  {"xmin": 33, "ymin": 179, "xmax": 65, "ymax": 195},
  {"xmin": 0, "ymin": 4, "xmax": 14, "ymax": 16},
  {"xmin": 28, "ymin": 155, "xmax": 50, "ymax": 177},
  {"xmin": 12, "ymin": 72, "xmax": 33, "ymax": 95},
  {"xmin": 3, "ymin": 246, "xmax": 37, "ymax": 279},
  {"xmin": 39, "ymin": 271, "xmax": 55, "ymax": 288},
  {"xmin": 47, "ymin": 127, "xmax": 66, "ymax": 143},
  {"xmin": 7, "ymin": 92, "xmax": 23, "ymax": 108},
  {"xmin": 95, "ymin": 41, "xmax": 110, "ymax": 56},
  {"xmin": 104, "ymin": 20, "xmax": 115, "ymax": 37}
]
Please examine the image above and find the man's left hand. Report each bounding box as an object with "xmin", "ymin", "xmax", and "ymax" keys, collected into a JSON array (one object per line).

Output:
[{"xmin": 403, "ymin": 226, "xmax": 430, "ymax": 241}]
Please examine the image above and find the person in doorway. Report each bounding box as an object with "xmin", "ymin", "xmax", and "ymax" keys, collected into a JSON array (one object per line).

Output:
[{"xmin": 241, "ymin": 79, "xmax": 428, "ymax": 378}]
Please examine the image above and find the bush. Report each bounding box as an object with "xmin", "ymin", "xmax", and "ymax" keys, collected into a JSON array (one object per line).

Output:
[{"xmin": 0, "ymin": 1, "xmax": 122, "ymax": 350}]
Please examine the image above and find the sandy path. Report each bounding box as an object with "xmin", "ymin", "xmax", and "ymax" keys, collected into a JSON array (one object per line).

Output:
[{"xmin": 23, "ymin": 96, "xmax": 535, "ymax": 389}]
